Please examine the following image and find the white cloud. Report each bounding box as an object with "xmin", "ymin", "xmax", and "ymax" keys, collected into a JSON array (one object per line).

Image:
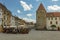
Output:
[
  {"xmin": 20, "ymin": 1, "xmax": 33, "ymax": 11},
  {"xmin": 27, "ymin": 14, "xmax": 32, "ymax": 17},
  {"xmin": 52, "ymin": 0, "xmax": 58, "ymax": 1},
  {"xmin": 18, "ymin": 16, "xmax": 22, "ymax": 19},
  {"xmin": 17, "ymin": 10, "xmax": 21, "ymax": 13},
  {"xmin": 29, "ymin": 4, "xmax": 33, "ymax": 8},
  {"xmin": 47, "ymin": 5, "xmax": 60, "ymax": 12},
  {"xmin": 18, "ymin": 15, "xmax": 36, "ymax": 23},
  {"xmin": 23, "ymin": 18, "xmax": 36, "ymax": 23}
]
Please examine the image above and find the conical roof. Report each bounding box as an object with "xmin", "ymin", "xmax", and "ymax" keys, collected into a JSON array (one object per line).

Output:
[{"xmin": 37, "ymin": 3, "xmax": 46, "ymax": 12}]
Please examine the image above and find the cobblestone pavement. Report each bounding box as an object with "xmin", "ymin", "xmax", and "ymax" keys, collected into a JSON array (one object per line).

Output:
[{"xmin": 0, "ymin": 30, "xmax": 60, "ymax": 40}]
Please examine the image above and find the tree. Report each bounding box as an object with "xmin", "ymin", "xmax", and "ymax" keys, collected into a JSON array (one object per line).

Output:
[{"xmin": 51, "ymin": 25, "xmax": 56, "ymax": 30}]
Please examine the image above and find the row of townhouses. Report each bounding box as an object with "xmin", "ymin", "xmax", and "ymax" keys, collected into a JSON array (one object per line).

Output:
[{"xmin": 0, "ymin": 3, "xmax": 26, "ymax": 32}]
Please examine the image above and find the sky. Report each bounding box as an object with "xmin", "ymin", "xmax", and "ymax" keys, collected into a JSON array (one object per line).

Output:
[{"xmin": 0, "ymin": 0, "xmax": 60, "ymax": 23}]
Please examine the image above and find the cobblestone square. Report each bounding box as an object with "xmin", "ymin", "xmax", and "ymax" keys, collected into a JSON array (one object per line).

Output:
[{"xmin": 0, "ymin": 30, "xmax": 60, "ymax": 40}]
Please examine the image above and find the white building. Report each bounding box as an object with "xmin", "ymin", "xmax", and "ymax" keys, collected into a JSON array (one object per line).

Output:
[
  {"xmin": 0, "ymin": 8, "xmax": 3, "ymax": 25},
  {"xmin": 46, "ymin": 12, "xmax": 60, "ymax": 30},
  {"xmin": 10, "ymin": 16, "xmax": 16, "ymax": 28}
]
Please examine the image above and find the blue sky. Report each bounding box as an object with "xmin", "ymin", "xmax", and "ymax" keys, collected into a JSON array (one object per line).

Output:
[{"xmin": 0, "ymin": 0, "xmax": 60, "ymax": 23}]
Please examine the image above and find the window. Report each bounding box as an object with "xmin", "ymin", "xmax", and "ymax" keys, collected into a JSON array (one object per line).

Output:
[
  {"xmin": 4, "ymin": 16, "xmax": 7, "ymax": 20},
  {"xmin": 0, "ymin": 13, "xmax": 1, "ymax": 15},
  {"xmin": 4, "ymin": 16, "xmax": 5, "ymax": 20},
  {"xmin": 38, "ymin": 14, "xmax": 40, "ymax": 18},
  {"xmin": 0, "ymin": 8, "xmax": 2, "ymax": 12},
  {"xmin": 4, "ymin": 22, "xmax": 6, "ymax": 26},
  {"xmin": 56, "ymin": 21, "xmax": 58, "ymax": 24},
  {"xmin": 59, "ymin": 17, "xmax": 60, "ymax": 20},
  {"xmin": 55, "ymin": 17, "xmax": 57, "ymax": 20},
  {"xmin": 40, "ymin": 10, "xmax": 43, "ymax": 13},
  {"xmin": 51, "ymin": 17, "xmax": 53, "ymax": 20},
  {"xmin": 48, "ymin": 17, "xmax": 50, "ymax": 20},
  {"xmin": 50, "ymin": 21, "xmax": 52, "ymax": 24},
  {"xmin": 0, "ymin": 12, "xmax": 2, "ymax": 15},
  {"xmin": 0, "ymin": 18, "xmax": 2, "ymax": 25}
]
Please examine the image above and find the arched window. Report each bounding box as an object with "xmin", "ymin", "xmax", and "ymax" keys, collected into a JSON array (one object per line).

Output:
[
  {"xmin": 50, "ymin": 21, "xmax": 52, "ymax": 24},
  {"xmin": 48, "ymin": 17, "xmax": 50, "ymax": 20},
  {"xmin": 51, "ymin": 17, "xmax": 53, "ymax": 20},
  {"xmin": 55, "ymin": 17, "xmax": 57, "ymax": 20},
  {"xmin": 56, "ymin": 21, "xmax": 58, "ymax": 24}
]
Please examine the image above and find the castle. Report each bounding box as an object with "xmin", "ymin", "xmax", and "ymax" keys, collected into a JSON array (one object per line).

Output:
[{"xmin": 36, "ymin": 3, "xmax": 60, "ymax": 30}]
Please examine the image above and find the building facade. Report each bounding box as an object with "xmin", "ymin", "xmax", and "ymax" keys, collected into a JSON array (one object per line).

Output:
[
  {"xmin": 3, "ymin": 10, "xmax": 11, "ymax": 28},
  {"xmin": 14, "ymin": 16, "xmax": 26, "ymax": 28},
  {"xmin": 10, "ymin": 16, "xmax": 16, "ymax": 28},
  {"xmin": 0, "ymin": 3, "xmax": 11, "ymax": 32},
  {"xmin": 0, "ymin": 3, "xmax": 27, "ymax": 32},
  {"xmin": 46, "ymin": 12, "xmax": 60, "ymax": 30},
  {"xmin": 0, "ymin": 7, "xmax": 3, "ymax": 32},
  {"xmin": 36, "ymin": 3, "xmax": 60, "ymax": 30}
]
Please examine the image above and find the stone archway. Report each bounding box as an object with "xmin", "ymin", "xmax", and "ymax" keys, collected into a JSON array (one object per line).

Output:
[{"xmin": 51, "ymin": 25, "xmax": 56, "ymax": 30}]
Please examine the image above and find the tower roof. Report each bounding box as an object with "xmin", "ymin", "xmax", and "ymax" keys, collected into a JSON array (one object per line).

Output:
[{"xmin": 37, "ymin": 3, "xmax": 46, "ymax": 12}]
